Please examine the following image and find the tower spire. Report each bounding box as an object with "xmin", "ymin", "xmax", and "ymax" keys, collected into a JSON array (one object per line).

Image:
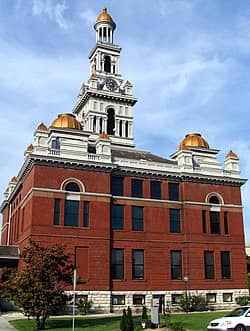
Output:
[{"xmin": 94, "ymin": 7, "xmax": 116, "ymax": 44}]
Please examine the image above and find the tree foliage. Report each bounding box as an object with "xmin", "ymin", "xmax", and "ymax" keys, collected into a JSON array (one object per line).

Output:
[{"xmin": 1, "ymin": 240, "xmax": 73, "ymax": 330}]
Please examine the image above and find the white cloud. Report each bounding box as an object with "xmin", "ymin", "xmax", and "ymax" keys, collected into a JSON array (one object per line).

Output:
[
  {"xmin": 32, "ymin": 0, "xmax": 70, "ymax": 30},
  {"xmin": 80, "ymin": 8, "xmax": 97, "ymax": 27}
]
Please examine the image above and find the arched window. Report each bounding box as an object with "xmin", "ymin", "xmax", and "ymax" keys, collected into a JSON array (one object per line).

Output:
[
  {"xmin": 209, "ymin": 196, "xmax": 220, "ymax": 204},
  {"xmin": 65, "ymin": 182, "xmax": 80, "ymax": 192},
  {"xmin": 104, "ymin": 55, "xmax": 111, "ymax": 73},
  {"xmin": 107, "ymin": 108, "xmax": 115, "ymax": 135}
]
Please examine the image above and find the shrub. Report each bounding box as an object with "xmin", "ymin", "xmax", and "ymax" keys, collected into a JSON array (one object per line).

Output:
[
  {"xmin": 77, "ymin": 298, "xmax": 93, "ymax": 315},
  {"xmin": 127, "ymin": 306, "xmax": 134, "ymax": 331},
  {"xmin": 180, "ymin": 294, "xmax": 208, "ymax": 312},
  {"xmin": 235, "ymin": 296, "xmax": 250, "ymax": 306},
  {"xmin": 120, "ymin": 309, "xmax": 129, "ymax": 331}
]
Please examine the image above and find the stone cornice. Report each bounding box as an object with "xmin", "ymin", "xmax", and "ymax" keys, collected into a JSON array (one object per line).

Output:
[{"xmin": 73, "ymin": 89, "xmax": 137, "ymax": 114}]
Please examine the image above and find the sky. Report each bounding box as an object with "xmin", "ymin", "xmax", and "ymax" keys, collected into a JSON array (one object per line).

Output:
[{"xmin": 0, "ymin": 0, "xmax": 250, "ymax": 241}]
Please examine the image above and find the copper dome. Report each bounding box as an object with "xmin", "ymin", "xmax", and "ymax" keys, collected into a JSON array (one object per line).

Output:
[
  {"xmin": 51, "ymin": 114, "xmax": 82, "ymax": 130},
  {"xmin": 179, "ymin": 133, "xmax": 209, "ymax": 151}
]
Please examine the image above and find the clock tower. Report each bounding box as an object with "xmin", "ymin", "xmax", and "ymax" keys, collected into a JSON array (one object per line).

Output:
[{"xmin": 73, "ymin": 8, "xmax": 137, "ymax": 149}]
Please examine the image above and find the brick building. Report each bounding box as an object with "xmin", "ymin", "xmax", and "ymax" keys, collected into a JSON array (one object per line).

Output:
[{"xmin": 0, "ymin": 8, "xmax": 248, "ymax": 312}]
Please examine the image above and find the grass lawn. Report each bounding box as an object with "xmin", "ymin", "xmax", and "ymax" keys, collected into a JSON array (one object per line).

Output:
[{"xmin": 10, "ymin": 311, "xmax": 226, "ymax": 331}]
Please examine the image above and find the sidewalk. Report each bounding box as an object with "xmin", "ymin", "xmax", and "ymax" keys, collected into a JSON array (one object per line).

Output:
[{"xmin": 0, "ymin": 316, "xmax": 17, "ymax": 330}]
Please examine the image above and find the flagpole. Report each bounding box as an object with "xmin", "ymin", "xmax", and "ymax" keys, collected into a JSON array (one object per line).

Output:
[{"xmin": 72, "ymin": 268, "xmax": 77, "ymax": 331}]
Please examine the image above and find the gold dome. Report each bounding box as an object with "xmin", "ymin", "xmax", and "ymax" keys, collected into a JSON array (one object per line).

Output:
[
  {"xmin": 179, "ymin": 133, "xmax": 209, "ymax": 150},
  {"xmin": 10, "ymin": 176, "xmax": 18, "ymax": 183},
  {"xmin": 27, "ymin": 144, "xmax": 34, "ymax": 152},
  {"xmin": 225, "ymin": 150, "xmax": 239, "ymax": 159},
  {"xmin": 97, "ymin": 8, "xmax": 114, "ymax": 22},
  {"xmin": 51, "ymin": 113, "xmax": 82, "ymax": 130},
  {"xmin": 36, "ymin": 123, "xmax": 48, "ymax": 131}
]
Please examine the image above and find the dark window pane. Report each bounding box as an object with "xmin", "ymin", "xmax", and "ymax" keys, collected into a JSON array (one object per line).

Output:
[
  {"xmin": 132, "ymin": 250, "xmax": 144, "ymax": 280},
  {"xmin": 65, "ymin": 182, "xmax": 80, "ymax": 192},
  {"xmin": 83, "ymin": 201, "xmax": 89, "ymax": 227},
  {"xmin": 112, "ymin": 205, "xmax": 124, "ymax": 230},
  {"xmin": 150, "ymin": 181, "xmax": 161, "ymax": 199},
  {"xmin": 133, "ymin": 295, "xmax": 145, "ymax": 305},
  {"xmin": 204, "ymin": 251, "xmax": 215, "ymax": 279},
  {"xmin": 112, "ymin": 295, "xmax": 125, "ymax": 305},
  {"xmin": 221, "ymin": 251, "xmax": 231, "ymax": 279},
  {"xmin": 112, "ymin": 177, "xmax": 124, "ymax": 196},
  {"xmin": 170, "ymin": 209, "xmax": 180, "ymax": 233},
  {"xmin": 202, "ymin": 210, "xmax": 207, "ymax": 233},
  {"xmin": 111, "ymin": 249, "xmax": 124, "ymax": 280},
  {"xmin": 51, "ymin": 138, "xmax": 60, "ymax": 149},
  {"xmin": 132, "ymin": 206, "xmax": 144, "ymax": 231},
  {"xmin": 209, "ymin": 196, "xmax": 220, "ymax": 204},
  {"xmin": 224, "ymin": 212, "xmax": 229, "ymax": 235},
  {"xmin": 132, "ymin": 179, "xmax": 143, "ymax": 198},
  {"xmin": 171, "ymin": 250, "xmax": 182, "ymax": 280},
  {"xmin": 210, "ymin": 211, "xmax": 220, "ymax": 234},
  {"xmin": 169, "ymin": 183, "xmax": 179, "ymax": 201},
  {"xmin": 64, "ymin": 200, "xmax": 79, "ymax": 226},
  {"xmin": 53, "ymin": 199, "xmax": 60, "ymax": 225}
]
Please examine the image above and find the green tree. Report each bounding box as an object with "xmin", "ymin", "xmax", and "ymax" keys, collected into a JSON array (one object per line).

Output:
[
  {"xmin": 120, "ymin": 308, "xmax": 129, "ymax": 331},
  {"xmin": 127, "ymin": 306, "xmax": 134, "ymax": 331},
  {"xmin": 1, "ymin": 240, "xmax": 73, "ymax": 330}
]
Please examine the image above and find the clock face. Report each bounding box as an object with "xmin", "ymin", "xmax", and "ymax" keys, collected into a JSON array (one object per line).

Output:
[{"xmin": 105, "ymin": 78, "xmax": 117, "ymax": 91}]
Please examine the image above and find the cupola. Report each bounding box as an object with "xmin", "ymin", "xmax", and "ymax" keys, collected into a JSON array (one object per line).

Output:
[
  {"xmin": 51, "ymin": 113, "xmax": 82, "ymax": 130},
  {"xmin": 179, "ymin": 133, "xmax": 209, "ymax": 150},
  {"xmin": 94, "ymin": 8, "xmax": 116, "ymax": 43}
]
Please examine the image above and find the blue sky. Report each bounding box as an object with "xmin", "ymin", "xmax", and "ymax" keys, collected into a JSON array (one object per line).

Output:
[{"xmin": 0, "ymin": 0, "xmax": 250, "ymax": 242}]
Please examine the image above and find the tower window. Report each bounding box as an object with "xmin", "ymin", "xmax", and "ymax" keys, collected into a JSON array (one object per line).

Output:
[
  {"xmin": 204, "ymin": 251, "xmax": 215, "ymax": 279},
  {"xmin": 107, "ymin": 108, "xmax": 115, "ymax": 135},
  {"xmin": 169, "ymin": 183, "xmax": 179, "ymax": 201},
  {"xmin": 65, "ymin": 182, "xmax": 80, "ymax": 192},
  {"xmin": 64, "ymin": 200, "xmax": 79, "ymax": 227},
  {"xmin": 221, "ymin": 251, "xmax": 231, "ymax": 279},
  {"xmin": 119, "ymin": 120, "xmax": 122, "ymax": 136},
  {"xmin": 210, "ymin": 211, "xmax": 220, "ymax": 234},
  {"xmin": 171, "ymin": 250, "xmax": 182, "ymax": 280},
  {"xmin": 125, "ymin": 121, "xmax": 128, "ymax": 137},
  {"xmin": 209, "ymin": 196, "xmax": 220, "ymax": 204},
  {"xmin": 104, "ymin": 55, "xmax": 111, "ymax": 73}
]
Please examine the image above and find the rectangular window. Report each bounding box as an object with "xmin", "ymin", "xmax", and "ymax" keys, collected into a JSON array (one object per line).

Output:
[
  {"xmin": 64, "ymin": 200, "xmax": 79, "ymax": 226},
  {"xmin": 206, "ymin": 293, "xmax": 216, "ymax": 303},
  {"xmin": 53, "ymin": 199, "xmax": 60, "ymax": 225},
  {"xmin": 223, "ymin": 293, "xmax": 233, "ymax": 302},
  {"xmin": 169, "ymin": 183, "xmax": 179, "ymax": 201},
  {"xmin": 171, "ymin": 294, "xmax": 182, "ymax": 305},
  {"xmin": 133, "ymin": 295, "xmax": 145, "ymax": 305},
  {"xmin": 224, "ymin": 212, "xmax": 229, "ymax": 235},
  {"xmin": 132, "ymin": 250, "xmax": 144, "ymax": 280},
  {"xmin": 112, "ymin": 295, "xmax": 125, "ymax": 305},
  {"xmin": 111, "ymin": 205, "xmax": 124, "ymax": 230},
  {"xmin": 170, "ymin": 209, "xmax": 180, "ymax": 233},
  {"xmin": 204, "ymin": 251, "xmax": 215, "ymax": 279},
  {"xmin": 210, "ymin": 211, "xmax": 220, "ymax": 234},
  {"xmin": 221, "ymin": 251, "xmax": 231, "ymax": 279},
  {"xmin": 132, "ymin": 179, "xmax": 143, "ymax": 198},
  {"xmin": 83, "ymin": 201, "xmax": 89, "ymax": 227},
  {"xmin": 132, "ymin": 206, "xmax": 144, "ymax": 231},
  {"xmin": 112, "ymin": 177, "xmax": 124, "ymax": 196},
  {"xmin": 111, "ymin": 249, "xmax": 124, "ymax": 280},
  {"xmin": 171, "ymin": 250, "xmax": 182, "ymax": 280},
  {"xmin": 202, "ymin": 210, "xmax": 207, "ymax": 233},
  {"xmin": 150, "ymin": 181, "xmax": 161, "ymax": 199}
]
